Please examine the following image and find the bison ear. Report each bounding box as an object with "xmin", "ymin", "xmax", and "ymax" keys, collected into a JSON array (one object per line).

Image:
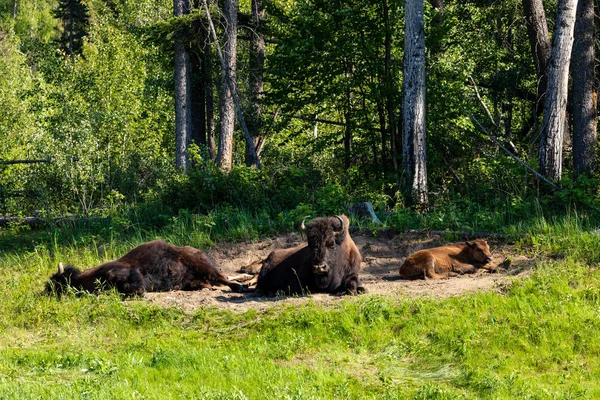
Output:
[{"xmin": 465, "ymin": 241, "xmax": 476, "ymax": 248}]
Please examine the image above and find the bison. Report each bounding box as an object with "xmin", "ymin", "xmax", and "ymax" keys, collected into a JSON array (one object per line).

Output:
[
  {"xmin": 46, "ymin": 240, "xmax": 246, "ymax": 295},
  {"xmin": 256, "ymin": 215, "xmax": 364, "ymax": 296},
  {"xmin": 399, "ymin": 239, "xmax": 493, "ymax": 280}
]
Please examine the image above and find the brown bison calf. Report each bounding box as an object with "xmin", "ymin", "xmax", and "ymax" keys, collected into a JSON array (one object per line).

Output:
[
  {"xmin": 399, "ymin": 239, "xmax": 492, "ymax": 280},
  {"xmin": 46, "ymin": 240, "xmax": 246, "ymax": 295}
]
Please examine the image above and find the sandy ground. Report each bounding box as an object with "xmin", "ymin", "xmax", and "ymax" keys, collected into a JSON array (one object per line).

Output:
[{"xmin": 143, "ymin": 231, "xmax": 535, "ymax": 312}]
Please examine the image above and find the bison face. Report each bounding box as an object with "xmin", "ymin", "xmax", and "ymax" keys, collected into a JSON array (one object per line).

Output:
[
  {"xmin": 46, "ymin": 262, "xmax": 80, "ymax": 295},
  {"xmin": 465, "ymin": 240, "xmax": 492, "ymax": 264},
  {"xmin": 303, "ymin": 216, "xmax": 346, "ymax": 286}
]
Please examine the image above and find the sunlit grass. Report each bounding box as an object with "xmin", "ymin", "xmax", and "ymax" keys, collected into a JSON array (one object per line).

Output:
[{"xmin": 1, "ymin": 212, "xmax": 600, "ymax": 398}]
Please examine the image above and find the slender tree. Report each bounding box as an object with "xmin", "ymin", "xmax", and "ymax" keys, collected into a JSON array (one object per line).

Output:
[
  {"xmin": 217, "ymin": 0, "xmax": 238, "ymax": 171},
  {"xmin": 402, "ymin": 0, "xmax": 428, "ymax": 210},
  {"xmin": 245, "ymin": 0, "xmax": 266, "ymax": 166},
  {"xmin": 174, "ymin": 0, "xmax": 192, "ymax": 171},
  {"xmin": 382, "ymin": 0, "xmax": 398, "ymax": 179},
  {"xmin": 190, "ymin": 19, "xmax": 207, "ymax": 151},
  {"xmin": 204, "ymin": 33, "xmax": 217, "ymax": 161},
  {"xmin": 538, "ymin": 0, "xmax": 578, "ymax": 183},
  {"xmin": 53, "ymin": 0, "xmax": 89, "ymax": 56},
  {"xmin": 521, "ymin": 0, "xmax": 551, "ymax": 136},
  {"xmin": 572, "ymin": 0, "xmax": 597, "ymax": 175}
]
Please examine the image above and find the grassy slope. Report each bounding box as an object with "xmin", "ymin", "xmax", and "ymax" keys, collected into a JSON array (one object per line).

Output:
[{"xmin": 1, "ymin": 216, "xmax": 600, "ymax": 399}]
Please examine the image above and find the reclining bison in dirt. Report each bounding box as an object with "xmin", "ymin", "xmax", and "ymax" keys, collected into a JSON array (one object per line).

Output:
[
  {"xmin": 399, "ymin": 239, "xmax": 493, "ymax": 280},
  {"xmin": 256, "ymin": 215, "xmax": 364, "ymax": 296},
  {"xmin": 46, "ymin": 240, "xmax": 245, "ymax": 295}
]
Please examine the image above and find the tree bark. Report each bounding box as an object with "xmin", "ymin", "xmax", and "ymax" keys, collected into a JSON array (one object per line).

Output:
[
  {"xmin": 204, "ymin": 34, "xmax": 216, "ymax": 161},
  {"xmin": 245, "ymin": 0, "xmax": 265, "ymax": 166},
  {"xmin": 538, "ymin": 0, "xmax": 578, "ymax": 183},
  {"xmin": 382, "ymin": 0, "xmax": 399, "ymax": 181},
  {"xmin": 191, "ymin": 20, "xmax": 206, "ymax": 150},
  {"xmin": 217, "ymin": 0, "xmax": 239, "ymax": 171},
  {"xmin": 377, "ymin": 98, "xmax": 388, "ymax": 173},
  {"xmin": 572, "ymin": 0, "xmax": 597, "ymax": 175},
  {"xmin": 402, "ymin": 0, "xmax": 428, "ymax": 210},
  {"xmin": 522, "ymin": 0, "xmax": 551, "ymax": 117},
  {"xmin": 174, "ymin": 0, "xmax": 192, "ymax": 171}
]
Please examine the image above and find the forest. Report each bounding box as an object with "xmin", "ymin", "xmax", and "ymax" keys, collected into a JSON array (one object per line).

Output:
[
  {"xmin": 0, "ymin": 0, "xmax": 595, "ymax": 226},
  {"xmin": 2, "ymin": 0, "xmax": 600, "ymax": 398}
]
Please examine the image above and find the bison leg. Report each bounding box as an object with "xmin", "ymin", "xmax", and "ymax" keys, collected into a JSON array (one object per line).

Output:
[
  {"xmin": 107, "ymin": 266, "xmax": 145, "ymax": 295},
  {"xmin": 423, "ymin": 258, "xmax": 447, "ymax": 280},
  {"xmin": 452, "ymin": 262, "xmax": 477, "ymax": 275},
  {"xmin": 336, "ymin": 275, "xmax": 365, "ymax": 296},
  {"xmin": 211, "ymin": 275, "xmax": 247, "ymax": 293}
]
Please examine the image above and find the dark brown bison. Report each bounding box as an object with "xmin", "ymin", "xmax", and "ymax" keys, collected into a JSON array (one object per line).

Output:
[
  {"xmin": 46, "ymin": 240, "xmax": 245, "ymax": 295},
  {"xmin": 399, "ymin": 239, "xmax": 493, "ymax": 280},
  {"xmin": 256, "ymin": 215, "xmax": 364, "ymax": 296}
]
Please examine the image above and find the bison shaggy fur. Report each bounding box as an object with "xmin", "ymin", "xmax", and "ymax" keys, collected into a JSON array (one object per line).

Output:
[
  {"xmin": 46, "ymin": 240, "xmax": 245, "ymax": 295},
  {"xmin": 256, "ymin": 215, "xmax": 364, "ymax": 296},
  {"xmin": 399, "ymin": 239, "xmax": 493, "ymax": 280}
]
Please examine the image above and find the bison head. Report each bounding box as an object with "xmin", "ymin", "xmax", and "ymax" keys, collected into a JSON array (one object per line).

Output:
[
  {"xmin": 465, "ymin": 240, "xmax": 492, "ymax": 264},
  {"xmin": 301, "ymin": 215, "xmax": 347, "ymax": 286},
  {"xmin": 46, "ymin": 262, "xmax": 81, "ymax": 295}
]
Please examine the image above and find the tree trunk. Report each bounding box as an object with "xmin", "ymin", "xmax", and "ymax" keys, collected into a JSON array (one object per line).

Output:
[
  {"xmin": 402, "ymin": 0, "xmax": 428, "ymax": 210},
  {"xmin": 344, "ymin": 75, "xmax": 353, "ymax": 169},
  {"xmin": 522, "ymin": 0, "xmax": 551, "ymax": 117},
  {"xmin": 377, "ymin": 98, "xmax": 388, "ymax": 174},
  {"xmin": 245, "ymin": 0, "xmax": 266, "ymax": 167},
  {"xmin": 572, "ymin": 0, "xmax": 597, "ymax": 175},
  {"xmin": 382, "ymin": 0, "xmax": 399, "ymax": 181},
  {"xmin": 174, "ymin": 0, "xmax": 192, "ymax": 171},
  {"xmin": 538, "ymin": 0, "xmax": 578, "ymax": 183},
  {"xmin": 217, "ymin": 0, "xmax": 238, "ymax": 171},
  {"xmin": 204, "ymin": 34, "xmax": 216, "ymax": 161},
  {"xmin": 190, "ymin": 21, "xmax": 207, "ymax": 150}
]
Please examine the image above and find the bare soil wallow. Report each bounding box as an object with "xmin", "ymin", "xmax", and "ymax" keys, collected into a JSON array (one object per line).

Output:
[{"xmin": 144, "ymin": 231, "xmax": 534, "ymax": 312}]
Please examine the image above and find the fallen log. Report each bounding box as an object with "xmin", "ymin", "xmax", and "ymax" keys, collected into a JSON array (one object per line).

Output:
[{"xmin": 0, "ymin": 216, "xmax": 111, "ymax": 228}]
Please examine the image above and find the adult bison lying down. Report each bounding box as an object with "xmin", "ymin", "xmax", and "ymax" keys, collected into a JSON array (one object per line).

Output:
[
  {"xmin": 256, "ymin": 215, "xmax": 364, "ymax": 296},
  {"xmin": 46, "ymin": 240, "xmax": 245, "ymax": 295},
  {"xmin": 399, "ymin": 239, "xmax": 493, "ymax": 280}
]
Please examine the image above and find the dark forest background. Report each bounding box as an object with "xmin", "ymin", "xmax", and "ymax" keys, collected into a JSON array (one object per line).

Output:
[{"xmin": 0, "ymin": 0, "xmax": 598, "ymax": 232}]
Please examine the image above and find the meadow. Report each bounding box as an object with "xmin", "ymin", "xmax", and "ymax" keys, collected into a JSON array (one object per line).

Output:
[{"xmin": 1, "ymin": 213, "xmax": 600, "ymax": 399}]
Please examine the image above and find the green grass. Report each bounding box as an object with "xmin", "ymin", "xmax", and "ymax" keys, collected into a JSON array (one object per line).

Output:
[{"xmin": 1, "ymin": 213, "xmax": 600, "ymax": 398}]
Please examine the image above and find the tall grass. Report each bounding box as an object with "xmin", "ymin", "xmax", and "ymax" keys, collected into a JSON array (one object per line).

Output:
[{"xmin": 1, "ymin": 211, "xmax": 600, "ymax": 398}]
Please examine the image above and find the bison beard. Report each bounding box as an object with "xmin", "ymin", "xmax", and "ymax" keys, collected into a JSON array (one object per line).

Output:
[
  {"xmin": 46, "ymin": 240, "xmax": 245, "ymax": 295},
  {"xmin": 256, "ymin": 215, "xmax": 364, "ymax": 296}
]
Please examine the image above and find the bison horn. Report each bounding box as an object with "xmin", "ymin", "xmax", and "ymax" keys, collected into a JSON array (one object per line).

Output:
[
  {"xmin": 58, "ymin": 262, "xmax": 64, "ymax": 274},
  {"xmin": 333, "ymin": 215, "xmax": 345, "ymax": 235},
  {"xmin": 300, "ymin": 216, "xmax": 311, "ymax": 232}
]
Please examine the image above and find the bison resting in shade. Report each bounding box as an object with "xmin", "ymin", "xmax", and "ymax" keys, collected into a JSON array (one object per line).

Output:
[
  {"xmin": 399, "ymin": 239, "xmax": 493, "ymax": 280},
  {"xmin": 46, "ymin": 240, "xmax": 246, "ymax": 295},
  {"xmin": 256, "ymin": 215, "xmax": 364, "ymax": 296}
]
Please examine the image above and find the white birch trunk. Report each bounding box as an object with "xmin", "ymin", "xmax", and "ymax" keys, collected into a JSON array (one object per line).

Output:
[
  {"xmin": 538, "ymin": 0, "xmax": 578, "ymax": 182},
  {"xmin": 174, "ymin": 0, "xmax": 191, "ymax": 171},
  {"xmin": 402, "ymin": 0, "xmax": 428, "ymax": 209},
  {"xmin": 217, "ymin": 0, "xmax": 238, "ymax": 171}
]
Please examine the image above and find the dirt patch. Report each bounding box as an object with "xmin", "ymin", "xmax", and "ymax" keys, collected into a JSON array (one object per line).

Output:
[{"xmin": 143, "ymin": 231, "xmax": 535, "ymax": 312}]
